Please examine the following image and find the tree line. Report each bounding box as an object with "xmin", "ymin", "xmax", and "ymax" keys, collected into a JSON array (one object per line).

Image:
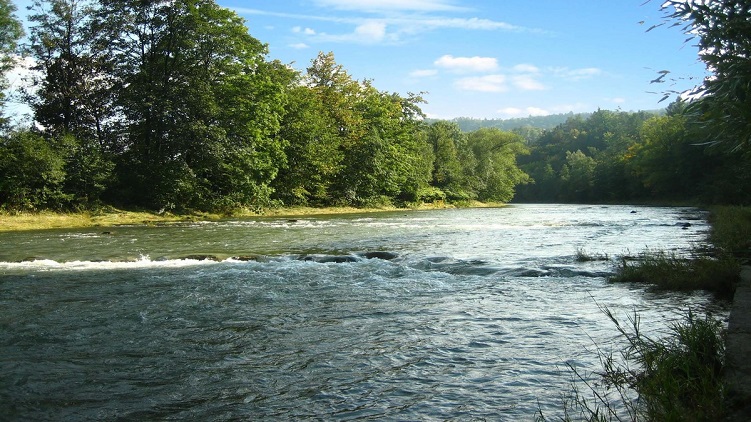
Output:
[
  {"xmin": 0, "ymin": 0, "xmax": 531, "ymax": 213},
  {"xmin": 0, "ymin": 0, "xmax": 748, "ymax": 213},
  {"xmin": 515, "ymin": 103, "xmax": 751, "ymax": 204}
]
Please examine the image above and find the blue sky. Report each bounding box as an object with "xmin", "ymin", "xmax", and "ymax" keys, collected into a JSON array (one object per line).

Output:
[
  {"xmin": 8, "ymin": 0, "xmax": 709, "ymax": 121},
  {"xmin": 220, "ymin": 0, "xmax": 708, "ymax": 119}
]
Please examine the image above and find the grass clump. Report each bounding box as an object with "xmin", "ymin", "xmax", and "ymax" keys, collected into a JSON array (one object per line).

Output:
[
  {"xmin": 707, "ymin": 205, "xmax": 751, "ymax": 261},
  {"xmin": 537, "ymin": 307, "xmax": 727, "ymax": 422},
  {"xmin": 575, "ymin": 248, "xmax": 610, "ymax": 262},
  {"xmin": 610, "ymin": 250, "xmax": 739, "ymax": 298}
]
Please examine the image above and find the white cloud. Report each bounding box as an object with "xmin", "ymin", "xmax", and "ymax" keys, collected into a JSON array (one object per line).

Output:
[
  {"xmin": 409, "ymin": 69, "xmax": 439, "ymax": 78},
  {"xmin": 434, "ymin": 55, "xmax": 498, "ymax": 73},
  {"xmin": 512, "ymin": 75, "xmax": 546, "ymax": 91},
  {"xmin": 526, "ymin": 107, "xmax": 550, "ymax": 116},
  {"xmin": 498, "ymin": 107, "xmax": 522, "ymax": 116},
  {"xmin": 5, "ymin": 56, "xmax": 37, "ymax": 90},
  {"xmin": 512, "ymin": 63, "xmax": 540, "ymax": 73},
  {"xmin": 313, "ymin": 0, "xmax": 466, "ymax": 12},
  {"xmin": 230, "ymin": 8, "xmax": 542, "ymax": 44},
  {"xmin": 550, "ymin": 102, "xmax": 592, "ymax": 113},
  {"xmin": 292, "ymin": 26, "xmax": 317, "ymax": 35},
  {"xmin": 455, "ymin": 75, "xmax": 507, "ymax": 92},
  {"xmin": 551, "ymin": 67, "xmax": 603, "ymax": 81},
  {"xmin": 311, "ymin": 20, "xmax": 393, "ymax": 44},
  {"xmin": 610, "ymin": 97, "xmax": 626, "ymax": 104},
  {"xmin": 410, "ymin": 17, "xmax": 525, "ymax": 32},
  {"xmin": 354, "ymin": 21, "xmax": 387, "ymax": 42},
  {"xmin": 289, "ymin": 43, "xmax": 310, "ymax": 49},
  {"xmin": 497, "ymin": 106, "xmax": 550, "ymax": 118}
]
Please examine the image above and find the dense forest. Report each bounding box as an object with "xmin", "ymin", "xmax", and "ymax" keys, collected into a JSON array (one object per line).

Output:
[{"xmin": 0, "ymin": 0, "xmax": 749, "ymax": 213}]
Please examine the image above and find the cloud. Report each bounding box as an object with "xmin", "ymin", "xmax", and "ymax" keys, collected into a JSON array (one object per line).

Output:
[
  {"xmin": 311, "ymin": 20, "xmax": 392, "ymax": 44},
  {"xmin": 551, "ymin": 67, "xmax": 603, "ymax": 81},
  {"xmin": 312, "ymin": 0, "xmax": 467, "ymax": 12},
  {"xmin": 497, "ymin": 106, "xmax": 550, "ymax": 118},
  {"xmin": 610, "ymin": 97, "xmax": 626, "ymax": 104},
  {"xmin": 512, "ymin": 63, "xmax": 540, "ymax": 73},
  {"xmin": 434, "ymin": 55, "xmax": 498, "ymax": 73},
  {"xmin": 230, "ymin": 8, "xmax": 545, "ymax": 47},
  {"xmin": 354, "ymin": 21, "xmax": 387, "ymax": 42},
  {"xmin": 455, "ymin": 75, "xmax": 507, "ymax": 92},
  {"xmin": 409, "ymin": 69, "xmax": 439, "ymax": 78},
  {"xmin": 408, "ymin": 17, "xmax": 527, "ymax": 32},
  {"xmin": 289, "ymin": 43, "xmax": 310, "ymax": 49},
  {"xmin": 512, "ymin": 75, "xmax": 546, "ymax": 91},
  {"xmin": 292, "ymin": 26, "xmax": 317, "ymax": 35}
]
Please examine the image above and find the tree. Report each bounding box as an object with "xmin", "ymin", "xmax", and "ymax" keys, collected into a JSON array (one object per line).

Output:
[
  {"xmin": 27, "ymin": 0, "xmax": 115, "ymax": 206},
  {"xmin": 560, "ymin": 150, "xmax": 596, "ymax": 202},
  {"xmin": 273, "ymin": 83, "xmax": 342, "ymax": 205},
  {"xmin": 464, "ymin": 128, "xmax": 530, "ymax": 203},
  {"xmin": 303, "ymin": 52, "xmax": 432, "ymax": 206},
  {"xmin": 99, "ymin": 0, "xmax": 288, "ymax": 211},
  {"xmin": 0, "ymin": 0, "xmax": 23, "ymax": 127},
  {"xmin": 427, "ymin": 121, "xmax": 464, "ymax": 195},
  {"xmin": 0, "ymin": 130, "xmax": 70, "ymax": 210},
  {"xmin": 657, "ymin": 1, "xmax": 751, "ymax": 151}
]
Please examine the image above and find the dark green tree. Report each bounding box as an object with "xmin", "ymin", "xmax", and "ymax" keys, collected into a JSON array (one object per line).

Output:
[
  {"xmin": 100, "ymin": 0, "xmax": 288, "ymax": 211},
  {"xmin": 0, "ymin": 130, "xmax": 70, "ymax": 210},
  {"xmin": 0, "ymin": 0, "xmax": 23, "ymax": 127},
  {"xmin": 27, "ymin": 0, "xmax": 115, "ymax": 206},
  {"xmin": 658, "ymin": 1, "xmax": 751, "ymax": 151}
]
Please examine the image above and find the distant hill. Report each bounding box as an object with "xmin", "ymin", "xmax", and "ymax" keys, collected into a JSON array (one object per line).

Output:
[
  {"xmin": 428, "ymin": 110, "xmax": 664, "ymax": 133},
  {"xmin": 427, "ymin": 112, "xmax": 590, "ymax": 132}
]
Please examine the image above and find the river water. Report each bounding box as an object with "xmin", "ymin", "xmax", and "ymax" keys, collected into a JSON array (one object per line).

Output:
[{"xmin": 0, "ymin": 204, "xmax": 728, "ymax": 420}]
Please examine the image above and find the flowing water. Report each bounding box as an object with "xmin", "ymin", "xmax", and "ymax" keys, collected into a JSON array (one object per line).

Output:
[{"xmin": 0, "ymin": 204, "xmax": 729, "ymax": 420}]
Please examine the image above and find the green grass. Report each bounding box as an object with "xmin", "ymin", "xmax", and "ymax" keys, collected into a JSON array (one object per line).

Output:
[
  {"xmin": 538, "ymin": 205, "xmax": 747, "ymax": 420},
  {"xmin": 536, "ymin": 307, "xmax": 727, "ymax": 422},
  {"xmin": 609, "ymin": 250, "xmax": 739, "ymax": 298}
]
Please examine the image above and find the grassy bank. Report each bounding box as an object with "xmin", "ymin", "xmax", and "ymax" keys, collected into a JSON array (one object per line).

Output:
[
  {"xmin": 607, "ymin": 205, "xmax": 751, "ymax": 297},
  {"xmin": 539, "ymin": 206, "xmax": 749, "ymax": 421},
  {"xmin": 0, "ymin": 201, "xmax": 501, "ymax": 232},
  {"xmin": 536, "ymin": 308, "xmax": 727, "ymax": 422}
]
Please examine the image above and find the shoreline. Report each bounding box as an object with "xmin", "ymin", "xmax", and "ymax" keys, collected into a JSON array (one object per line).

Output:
[{"xmin": 0, "ymin": 201, "xmax": 504, "ymax": 232}]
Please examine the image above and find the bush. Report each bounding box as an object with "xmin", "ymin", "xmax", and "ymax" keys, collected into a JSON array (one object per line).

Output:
[{"xmin": 0, "ymin": 130, "xmax": 71, "ymax": 210}]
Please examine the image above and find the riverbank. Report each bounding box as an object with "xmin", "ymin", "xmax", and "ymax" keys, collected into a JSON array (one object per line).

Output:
[
  {"xmin": 0, "ymin": 201, "xmax": 502, "ymax": 232},
  {"xmin": 725, "ymin": 265, "xmax": 751, "ymax": 420}
]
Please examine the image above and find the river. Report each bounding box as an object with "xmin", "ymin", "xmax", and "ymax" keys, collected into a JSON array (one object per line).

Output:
[{"xmin": 0, "ymin": 204, "xmax": 728, "ymax": 420}]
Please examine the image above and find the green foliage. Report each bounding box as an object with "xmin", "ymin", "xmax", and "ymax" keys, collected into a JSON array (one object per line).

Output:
[
  {"xmin": 0, "ymin": 0, "xmax": 23, "ymax": 125},
  {"xmin": 708, "ymin": 206, "xmax": 751, "ymax": 261},
  {"xmin": 11, "ymin": 0, "xmax": 751, "ymax": 212},
  {"xmin": 537, "ymin": 308, "xmax": 727, "ymax": 422},
  {"xmin": 464, "ymin": 128, "xmax": 530, "ymax": 202},
  {"xmin": 0, "ymin": 130, "xmax": 70, "ymax": 210},
  {"xmin": 657, "ymin": 1, "xmax": 751, "ymax": 153}
]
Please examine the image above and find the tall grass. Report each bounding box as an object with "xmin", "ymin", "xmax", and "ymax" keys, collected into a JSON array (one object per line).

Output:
[
  {"xmin": 538, "ymin": 206, "xmax": 743, "ymax": 420},
  {"xmin": 707, "ymin": 205, "xmax": 751, "ymax": 261},
  {"xmin": 610, "ymin": 250, "xmax": 739, "ymax": 298},
  {"xmin": 536, "ymin": 306, "xmax": 727, "ymax": 422},
  {"xmin": 606, "ymin": 205, "xmax": 750, "ymax": 298}
]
